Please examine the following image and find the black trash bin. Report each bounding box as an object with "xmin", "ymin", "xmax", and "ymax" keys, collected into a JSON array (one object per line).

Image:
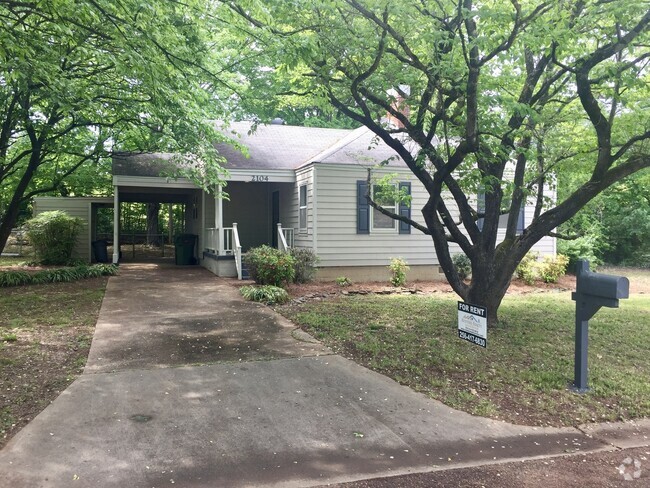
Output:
[
  {"xmin": 92, "ymin": 239, "xmax": 109, "ymax": 263},
  {"xmin": 174, "ymin": 234, "xmax": 198, "ymax": 265}
]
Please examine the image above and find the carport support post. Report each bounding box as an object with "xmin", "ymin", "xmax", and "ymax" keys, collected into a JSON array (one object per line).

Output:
[{"xmin": 112, "ymin": 189, "xmax": 119, "ymax": 264}]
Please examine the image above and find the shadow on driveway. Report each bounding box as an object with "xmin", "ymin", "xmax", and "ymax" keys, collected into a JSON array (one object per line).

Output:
[{"xmin": 85, "ymin": 263, "xmax": 330, "ymax": 372}]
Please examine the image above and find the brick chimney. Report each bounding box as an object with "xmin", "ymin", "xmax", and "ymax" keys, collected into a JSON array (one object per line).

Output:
[{"xmin": 386, "ymin": 85, "xmax": 410, "ymax": 129}]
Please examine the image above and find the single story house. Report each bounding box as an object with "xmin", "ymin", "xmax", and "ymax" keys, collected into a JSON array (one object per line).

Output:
[{"xmin": 34, "ymin": 121, "xmax": 555, "ymax": 281}]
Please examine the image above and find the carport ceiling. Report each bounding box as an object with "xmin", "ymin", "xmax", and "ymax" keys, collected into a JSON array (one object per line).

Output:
[{"xmin": 118, "ymin": 187, "xmax": 194, "ymax": 204}]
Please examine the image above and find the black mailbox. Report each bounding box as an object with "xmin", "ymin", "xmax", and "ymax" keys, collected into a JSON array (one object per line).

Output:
[{"xmin": 571, "ymin": 260, "xmax": 630, "ymax": 392}]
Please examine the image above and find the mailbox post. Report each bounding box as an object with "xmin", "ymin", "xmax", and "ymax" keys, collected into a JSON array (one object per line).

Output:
[{"xmin": 571, "ymin": 260, "xmax": 629, "ymax": 392}]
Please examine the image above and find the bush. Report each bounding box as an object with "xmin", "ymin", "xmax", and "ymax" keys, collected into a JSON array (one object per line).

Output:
[
  {"xmin": 388, "ymin": 257, "xmax": 409, "ymax": 287},
  {"xmin": 539, "ymin": 254, "xmax": 569, "ymax": 283},
  {"xmin": 244, "ymin": 245, "xmax": 295, "ymax": 286},
  {"xmin": 515, "ymin": 253, "xmax": 569, "ymax": 285},
  {"xmin": 558, "ymin": 234, "xmax": 604, "ymax": 273},
  {"xmin": 239, "ymin": 285, "xmax": 290, "ymax": 305},
  {"xmin": 289, "ymin": 247, "xmax": 319, "ymax": 283},
  {"xmin": 0, "ymin": 264, "xmax": 118, "ymax": 288},
  {"xmin": 336, "ymin": 276, "xmax": 352, "ymax": 287},
  {"xmin": 452, "ymin": 253, "xmax": 472, "ymax": 281},
  {"xmin": 516, "ymin": 252, "xmax": 539, "ymax": 285},
  {"xmin": 26, "ymin": 211, "xmax": 82, "ymax": 265},
  {"xmin": 0, "ymin": 270, "xmax": 31, "ymax": 287}
]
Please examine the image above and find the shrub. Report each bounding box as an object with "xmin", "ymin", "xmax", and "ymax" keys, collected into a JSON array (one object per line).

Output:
[
  {"xmin": 539, "ymin": 254, "xmax": 569, "ymax": 283},
  {"xmin": 515, "ymin": 252, "xmax": 539, "ymax": 285},
  {"xmin": 452, "ymin": 253, "xmax": 472, "ymax": 281},
  {"xmin": 0, "ymin": 264, "xmax": 118, "ymax": 288},
  {"xmin": 244, "ymin": 245, "xmax": 295, "ymax": 286},
  {"xmin": 336, "ymin": 276, "xmax": 352, "ymax": 287},
  {"xmin": 388, "ymin": 257, "xmax": 409, "ymax": 287},
  {"xmin": 289, "ymin": 247, "xmax": 319, "ymax": 283},
  {"xmin": 0, "ymin": 270, "xmax": 31, "ymax": 287},
  {"xmin": 515, "ymin": 253, "xmax": 569, "ymax": 285},
  {"xmin": 239, "ymin": 285, "xmax": 290, "ymax": 305},
  {"xmin": 558, "ymin": 234, "xmax": 604, "ymax": 273},
  {"xmin": 25, "ymin": 211, "xmax": 82, "ymax": 265}
]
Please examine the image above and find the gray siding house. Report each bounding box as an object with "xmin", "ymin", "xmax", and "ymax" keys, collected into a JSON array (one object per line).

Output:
[{"xmin": 34, "ymin": 122, "xmax": 556, "ymax": 281}]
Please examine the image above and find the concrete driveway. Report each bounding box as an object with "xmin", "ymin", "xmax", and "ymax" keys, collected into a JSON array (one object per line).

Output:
[{"xmin": 0, "ymin": 264, "xmax": 614, "ymax": 487}]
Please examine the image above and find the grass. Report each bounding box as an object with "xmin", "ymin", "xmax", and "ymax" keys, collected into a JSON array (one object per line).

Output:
[
  {"xmin": 0, "ymin": 278, "xmax": 108, "ymax": 448},
  {"xmin": 0, "ymin": 256, "xmax": 29, "ymax": 267},
  {"xmin": 281, "ymin": 281, "xmax": 650, "ymax": 427}
]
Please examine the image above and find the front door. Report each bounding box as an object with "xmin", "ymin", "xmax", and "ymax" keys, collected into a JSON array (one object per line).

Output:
[{"xmin": 271, "ymin": 190, "xmax": 280, "ymax": 248}]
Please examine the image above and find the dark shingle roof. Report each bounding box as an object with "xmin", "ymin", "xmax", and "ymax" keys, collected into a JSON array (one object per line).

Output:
[
  {"xmin": 216, "ymin": 122, "xmax": 352, "ymax": 170},
  {"xmin": 308, "ymin": 126, "xmax": 406, "ymax": 167},
  {"xmin": 112, "ymin": 122, "xmax": 408, "ymax": 177},
  {"xmin": 112, "ymin": 152, "xmax": 178, "ymax": 177}
]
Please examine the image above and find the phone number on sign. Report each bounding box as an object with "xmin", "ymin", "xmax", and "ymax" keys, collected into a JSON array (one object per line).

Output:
[{"xmin": 458, "ymin": 330, "xmax": 486, "ymax": 348}]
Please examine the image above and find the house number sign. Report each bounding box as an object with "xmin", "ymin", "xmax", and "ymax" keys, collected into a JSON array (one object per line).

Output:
[{"xmin": 250, "ymin": 175, "xmax": 270, "ymax": 182}]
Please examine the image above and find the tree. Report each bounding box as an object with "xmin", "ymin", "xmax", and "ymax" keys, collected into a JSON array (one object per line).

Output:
[
  {"xmin": 228, "ymin": 0, "xmax": 650, "ymax": 325},
  {"xmin": 146, "ymin": 203, "xmax": 161, "ymax": 247},
  {"xmin": 558, "ymin": 170, "xmax": 650, "ymax": 267},
  {"xmin": 0, "ymin": 0, "xmax": 238, "ymax": 252}
]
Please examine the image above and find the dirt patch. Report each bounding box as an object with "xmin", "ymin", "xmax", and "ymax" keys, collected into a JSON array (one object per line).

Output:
[
  {"xmin": 276, "ymin": 278, "xmax": 565, "ymax": 307},
  {"xmin": 275, "ymin": 266, "xmax": 648, "ymax": 304},
  {"xmin": 0, "ymin": 278, "xmax": 108, "ymax": 449}
]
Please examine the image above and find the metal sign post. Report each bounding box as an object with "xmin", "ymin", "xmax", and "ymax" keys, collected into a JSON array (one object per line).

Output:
[{"xmin": 571, "ymin": 260, "xmax": 629, "ymax": 393}]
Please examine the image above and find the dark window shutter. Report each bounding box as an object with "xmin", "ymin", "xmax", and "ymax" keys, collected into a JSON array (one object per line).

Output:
[
  {"xmin": 398, "ymin": 182, "xmax": 411, "ymax": 234},
  {"xmin": 477, "ymin": 190, "xmax": 485, "ymax": 231},
  {"xmin": 357, "ymin": 180, "xmax": 369, "ymax": 234},
  {"xmin": 516, "ymin": 203, "xmax": 525, "ymax": 235}
]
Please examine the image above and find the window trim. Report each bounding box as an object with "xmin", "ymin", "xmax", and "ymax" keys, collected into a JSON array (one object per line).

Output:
[
  {"xmin": 370, "ymin": 183, "xmax": 399, "ymax": 233},
  {"xmin": 299, "ymin": 184, "xmax": 308, "ymax": 232}
]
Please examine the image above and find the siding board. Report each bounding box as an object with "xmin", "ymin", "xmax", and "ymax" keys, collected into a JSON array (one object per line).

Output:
[{"xmin": 313, "ymin": 163, "xmax": 555, "ymax": 268}]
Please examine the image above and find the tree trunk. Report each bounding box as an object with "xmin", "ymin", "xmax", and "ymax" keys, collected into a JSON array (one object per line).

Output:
[
  {"xmin": 465, "ymin": 282, "xmax": 509, "ymax": 327},
  {"xmin": 146, "ymin": 202, "xmax": 161, "ymax": 247},
  {"xmin": 0, "ymin": 210, "xmax": 17, "ymax": 255}
]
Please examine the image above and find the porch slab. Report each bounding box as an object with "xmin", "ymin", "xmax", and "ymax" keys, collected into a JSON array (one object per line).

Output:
[{"xmin": 85, "ymin": 263, "xmax": 330, "ymax": 373}]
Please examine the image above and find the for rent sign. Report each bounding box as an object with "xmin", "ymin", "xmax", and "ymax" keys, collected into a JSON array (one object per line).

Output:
[{"xmin": 457, "ymin": 302, "xmax": 487, "ymax": 348}]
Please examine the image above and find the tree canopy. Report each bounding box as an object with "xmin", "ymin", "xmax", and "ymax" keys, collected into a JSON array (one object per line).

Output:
[
  {"xmin": 0, "ymin": 0, "xmax": 243, "ymax": 249},
  {"xmin": 228, "ymin": 0, "xmax": 650, "ymax": 324}
]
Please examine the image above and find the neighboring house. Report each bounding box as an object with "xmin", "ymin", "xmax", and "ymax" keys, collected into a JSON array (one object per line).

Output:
[{"xmin": 33, "ymin": 121, "xmax": 556, "ymax": 280}]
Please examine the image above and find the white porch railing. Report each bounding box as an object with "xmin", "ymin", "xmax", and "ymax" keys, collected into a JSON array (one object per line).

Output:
[
  {"xmin": 205, "ymin": 228, "xmax": 219, "ymax": 253},
  {"xmin": 231, "ymin": 223, "xmax": 242, "ymax": 280},
  {"xmin": 204, "ymin": 225, "xmax": 241, "ymax": 279},
  {"xmin": 205, "ymin": 227, "xmax": 233, "ymax": 254},
  {"xmin": 277, "ymin": 223, "xmax": 294, "ymax": 252},
  {"xmin": 222, "ymin": 227, "xmax": 234, "ymax": 254}
]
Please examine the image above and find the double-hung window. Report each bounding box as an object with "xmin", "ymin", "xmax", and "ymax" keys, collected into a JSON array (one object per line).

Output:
[
  {"xmin": 371, "ymin": 184, "xmax": 398, "ymax": 232},
  {"xmin": 299, "ymin": 184, "xmax": 307, "ymax": 231},
  {"xmin": 357, "ymin": 180, "xmax": 411, "ymax": 234}
]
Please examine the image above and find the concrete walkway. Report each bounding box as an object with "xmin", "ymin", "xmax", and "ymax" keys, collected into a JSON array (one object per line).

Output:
[{"xmin": 0, "ymin": 264, "xmax": 645, "ymax": 487}]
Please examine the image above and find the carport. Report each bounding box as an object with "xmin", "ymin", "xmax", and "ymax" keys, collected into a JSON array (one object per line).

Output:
[{"xmin": 111, "ymin": 153, "xmax": 205, "ymax": 264}]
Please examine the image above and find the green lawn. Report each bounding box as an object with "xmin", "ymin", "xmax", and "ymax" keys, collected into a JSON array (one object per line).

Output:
[
  {"xmin": 0, "ymin": 256, "xmax": 29, "ymax": 267},
  {"xmin": 281, "ymin": 287, "xmax": 650, "ymax": 427}
]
